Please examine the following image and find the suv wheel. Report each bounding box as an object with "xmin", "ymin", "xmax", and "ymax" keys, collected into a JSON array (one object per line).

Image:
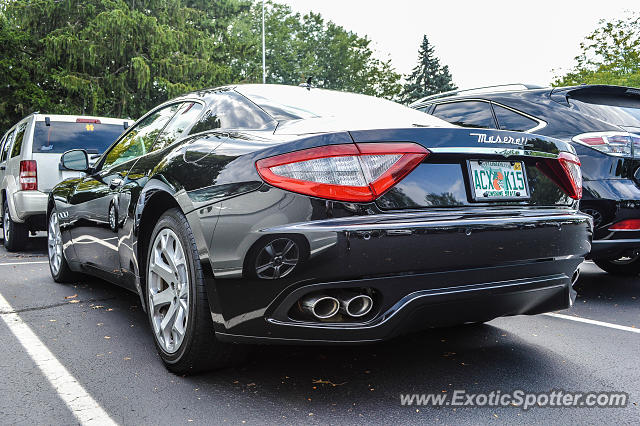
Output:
[
  {"xmin": 146, "ymin": 208, "xmax": 244, "ymax": 375},
  {"xmin": 593, "ymin": 255, "xmax": 640, "ymax": 276},
  {"xmin": 3, "ymin": 199, "xmax": 28, "ymax": 251}
]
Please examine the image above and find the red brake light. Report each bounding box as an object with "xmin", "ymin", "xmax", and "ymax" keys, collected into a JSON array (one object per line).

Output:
[
  {"xmin": 536, "ymin": 152, "xmax": 582, "ymax": 200},
  {"xmin": 608, "ymin": 219, "xmax": 640, "ymax": 231},
  {"xmin": 19, "ymin": 160, "xmax": 38, "ymax": 191},
  {"xmin": 76, "ymin": 118, "xmax": 101, "ymax": 124},
  {"xmin": 255, "ymin": 143, "xmax": 429, "ymax": 202}
]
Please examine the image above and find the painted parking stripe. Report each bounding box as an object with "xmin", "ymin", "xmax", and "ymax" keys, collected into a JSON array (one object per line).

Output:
[
  {"xmin": 544, "ymin": 312, "xmax": 640, "ymax": 334},
  {"xmin": 0, "ymin": 292, "xmax": 117, "ymax": 425},
  {"xmin": 0, "ymin": 261, "xmax": 49, "ymax": 266}
]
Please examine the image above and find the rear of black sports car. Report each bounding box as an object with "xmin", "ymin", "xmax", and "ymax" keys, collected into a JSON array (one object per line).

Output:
[{"xmin": 191, "ymin": 116, "xmax": 592, "ymax": 344}]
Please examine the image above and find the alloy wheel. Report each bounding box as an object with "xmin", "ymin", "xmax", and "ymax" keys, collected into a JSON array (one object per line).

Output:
[
  {"xmin": 3, "ymin": 209, "xmax": 10, "ymax": 243},
  {"xmin": 47, "ymin": 213, "xmax": 63, "ymax": 276},
  {"xmin": 148, "ymin": 228, "xmax": 189, "ymax": 354},
  {"xmin": 254, "ymin": 238, "xmax": 299, "ymax": 279}
]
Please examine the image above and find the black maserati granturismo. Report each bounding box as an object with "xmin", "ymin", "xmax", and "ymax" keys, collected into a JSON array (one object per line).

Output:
[{"xmin": 47, "ymin": 84, "xmax": 592, "ymax": 374}]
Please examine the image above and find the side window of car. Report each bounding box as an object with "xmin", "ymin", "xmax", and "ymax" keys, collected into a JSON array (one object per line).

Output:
[
  {"xmin": 152, "ymin": 102, "xmax": 204, "ymax": 152},
  {"xmin": 432, "ymin": 101, "xmax": 496, "ymax": 129},
  {"xmin": 492, "ymin": 104, "xmax": 539, "ymax": 132},
  {"xmin": 1, "ymin": 130, "xmax": 14, "ymax": 162},
  {"xmin": 102, "ymin": 104, "xmax": 180, "ymax": 169},
  {"xmin": 10, "ymin": 122, "xmax": 28, "ymax": 158},
  {"xmin": 189, "ymin": 92, "xmax": 272, "ymax": 134}
]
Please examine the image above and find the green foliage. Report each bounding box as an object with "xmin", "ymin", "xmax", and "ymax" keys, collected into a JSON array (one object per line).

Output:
[
  {"xmin": 227, "ymin": 2, "xmax": 402, "ymax": 99},
  {"xmin": 0, "ymin": 0, "xmax": 250, "ymax": 132},
  {"xmin": 402, "ymin": 35, "xmax": 456, "ymax": 104},
  {"xmin": 0, "ymin": 0, "xmax": 403, "ymax": 135},
  {"xmin": 553, "ymin": 13, "xmax": 640, "ymax": 87}
]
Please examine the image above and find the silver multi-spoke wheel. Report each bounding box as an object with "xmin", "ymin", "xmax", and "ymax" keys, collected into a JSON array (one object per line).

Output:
[
  {"xmin": 254, "ymin": 238, "xmax": 299, "ymax": 279},
  {"xmin": 3, "ymin": 208, "xmax": 10, "ymax": 243},
  {"xmin": 48, "ymin": 213, "xmax": 63, "ymax": 276},
  {"xmin": 148, "ymin": 228, "xmax": 189, "ymax": 354}
]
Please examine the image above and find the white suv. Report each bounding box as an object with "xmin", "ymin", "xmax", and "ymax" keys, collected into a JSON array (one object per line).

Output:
[{"xmin": 0, "ymin": 114, "xmax": 128, "ymax": 251}]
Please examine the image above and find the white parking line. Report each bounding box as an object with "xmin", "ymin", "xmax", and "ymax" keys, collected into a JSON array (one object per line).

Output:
[
  {"xmin": 0, "ymin": 292, "xmax": 116, "ymax": 425},
  {"xmin": 0, "ymin": 261, "xmax": 49, "ymax": 266},
  {"xmin": 544, "ymin": 312, "xmax": 640, "ymax": 334}
]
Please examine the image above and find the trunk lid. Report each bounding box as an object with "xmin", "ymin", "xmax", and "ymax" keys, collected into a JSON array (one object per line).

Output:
[{"xmin": 348, "ymin": 127, "xmax": 578, "ymax": 210}]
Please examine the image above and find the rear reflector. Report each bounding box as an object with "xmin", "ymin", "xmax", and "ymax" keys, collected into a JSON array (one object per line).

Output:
[
  {"xmin": 256, "ymin": 143, "xmax": 429, "ymax": 202},
  {"xmin": 19, "ymin": 160, "xmax": 38, "ymax": 191},
  {"xmin": 536, "ymin": 152, "xmax": 582, "ymax": 200},
  {"xmin": 608, "ymin": 219, "xmax": 640, "ymax": 231}
]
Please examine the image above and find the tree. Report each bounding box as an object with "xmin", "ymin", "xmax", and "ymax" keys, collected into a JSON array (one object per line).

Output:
[
  {"xmin": 553, "ymin": 13, "xmax": 640, "ymax": 87},
  {"xmin": 0, "ymin": 0, "xmax": 250, "ymax": 132},
  {"xmin": 402, "ymin": 35, "xmax": 456, "ymax": 104},
  {"xmin": 0, "ymin": 0, "xmax": 403, "ymax": 135},
  {"xmin": 227, "ymin": 2, "xmax": 402, "ymax": 99}
]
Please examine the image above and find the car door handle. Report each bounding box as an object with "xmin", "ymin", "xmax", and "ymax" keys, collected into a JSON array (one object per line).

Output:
[{"xmin": 109, "ymin": 178, "xmax": 124, "ymax": 189}]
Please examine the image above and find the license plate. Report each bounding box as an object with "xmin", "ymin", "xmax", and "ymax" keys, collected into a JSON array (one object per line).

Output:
[{"xmin": 468, "ymin": 160, "xmax": 529, "ymax": 200}]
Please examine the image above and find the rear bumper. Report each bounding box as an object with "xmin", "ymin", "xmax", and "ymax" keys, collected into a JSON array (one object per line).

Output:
[
  {"xmin": 216, "ymin": 261, "xmax": 579, "ymax": 344},
  {"xmin": 200, "ymin": 190, "xmax": 592, "ymax": 344},
  {"xmin": 11, "ymin": 191, "xmax": 48, "ymax": 223}
]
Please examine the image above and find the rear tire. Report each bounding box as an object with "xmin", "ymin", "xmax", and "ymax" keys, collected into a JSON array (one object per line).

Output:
[
  {"xmin": 145, "ymin": 208, "xmax": 245, "ymax": 375},
  {"xmin": 3, "ymin": 199, "xmax": 28, "ymax": 251},
  {"xmin": 593, "ymin": 256, "xmax": 640, "ymax": 276},
  {"xmin": 47, "ymin": 209, "xmax": 78, "ymax": 283}
]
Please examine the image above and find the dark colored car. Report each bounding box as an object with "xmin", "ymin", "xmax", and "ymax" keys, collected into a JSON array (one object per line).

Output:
[
  {"xmin": 410, "ymin": 84, "xmax": 640, "ymax": 275},
  {"xmin": 48, "ymin": 85, "xmax": 591, "ymax": 374}
]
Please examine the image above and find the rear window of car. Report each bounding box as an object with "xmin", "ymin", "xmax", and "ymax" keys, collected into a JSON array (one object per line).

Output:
[
  {"xmin": 33, "ymin": 121, "xmax": 124, "ymax": 154},
  {"xmin": 569, "ymin": 95, "xmax": 640, "ymax": 127}
]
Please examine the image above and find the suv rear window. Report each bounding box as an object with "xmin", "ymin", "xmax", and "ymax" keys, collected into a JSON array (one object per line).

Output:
[
  {"xmin": 570, "ymin": 95, "xmax": 640, "ymax": 127},
  {"xmin": 33, "ymin": 121, "xmax": 124, "ymax": 154}
]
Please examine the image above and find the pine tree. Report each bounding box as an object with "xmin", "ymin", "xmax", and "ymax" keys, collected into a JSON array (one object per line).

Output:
[{"xmin": 402, "ymin": 35, "xmax": 456, "ymax": 104}]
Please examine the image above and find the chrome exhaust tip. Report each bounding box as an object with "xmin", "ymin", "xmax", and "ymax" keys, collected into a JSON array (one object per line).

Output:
[
  {"xmin": 339, "ymin": 293, "xmax": 374, "ymax": 318},
  {"xmin": 301, "ymin": 295, "xmax": 340, "ymax": 319}
]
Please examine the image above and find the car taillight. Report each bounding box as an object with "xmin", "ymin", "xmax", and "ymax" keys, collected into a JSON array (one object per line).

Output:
[
  {"xmin": 255, "ymin": 143, "xmax": 429, "ymax": 202},
  {"xmin": 608, "ymin": 219, "xmax": 640, "ymax": 231},
  {"xmin": 536, "ymin": 152, "xmax": 582, "ymax": 200},
  {"xmin": 573, "ymin": 131, "xmax": 640, "ymax": 157},
  {"xmin": 19, "ymin": 160, "xmax": 38, "ymax": 191}
]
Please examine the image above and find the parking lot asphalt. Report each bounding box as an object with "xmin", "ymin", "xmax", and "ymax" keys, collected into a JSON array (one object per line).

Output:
[{"xmin": 0, "ymin": 236, "xmax": 638, "ymax": 425}]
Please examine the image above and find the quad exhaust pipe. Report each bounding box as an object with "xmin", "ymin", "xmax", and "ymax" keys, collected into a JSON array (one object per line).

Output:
[
  {"xmin": 337, "ymin": 292, "xmax": 373, "ymax": 318},
  {"xmin": 300, "ymin": 295, "xmax": 340, "ymax": 319},
  {"xmin": 300, "ymin": 291, "xmax": 374, "ymax": 320}
]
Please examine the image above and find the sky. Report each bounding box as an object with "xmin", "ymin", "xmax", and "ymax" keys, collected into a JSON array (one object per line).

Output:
[{"xmin": 277, "ymin": 0, "xmax": 637, "ymax": 89}]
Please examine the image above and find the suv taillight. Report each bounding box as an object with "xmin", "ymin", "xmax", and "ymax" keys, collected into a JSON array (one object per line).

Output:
[
  {"xmin": 256, "ymin": 143, "xmax": 429, "ymax": 202},
  {"xmin": 608, "ymin": 219, "xmax": 640, "ymax": 231},
  {"xmin": 573, "ymin": 132, "xmax": 640, "ymax": 157},
  {"xmin": 19, "ymin": 160, "xmax": 37, "ymax": 191},
  {"xmin": 537, "ymin": 152, "xmax": 582, "ymax": 200}
]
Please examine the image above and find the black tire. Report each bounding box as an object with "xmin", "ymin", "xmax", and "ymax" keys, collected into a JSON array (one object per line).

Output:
[
  {"xmin": 47, "ymin": 209, "xmax": 79, "ymax": 283},
  {"xmin": 3, "ymin": 199, "xmax": 28, "ymax": 251},
  {"xmin": 146, "ymin": 208, "xmax": 245, "ymax": 375},
  {"xmin": 593, "ymin": 256, "xmax": 640, "ymax": 276}
]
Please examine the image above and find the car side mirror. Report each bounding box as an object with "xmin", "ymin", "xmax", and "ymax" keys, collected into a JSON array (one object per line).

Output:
[{"xmin": 60, "ymin": 149, "xmax": 90, "ymax": 172}]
